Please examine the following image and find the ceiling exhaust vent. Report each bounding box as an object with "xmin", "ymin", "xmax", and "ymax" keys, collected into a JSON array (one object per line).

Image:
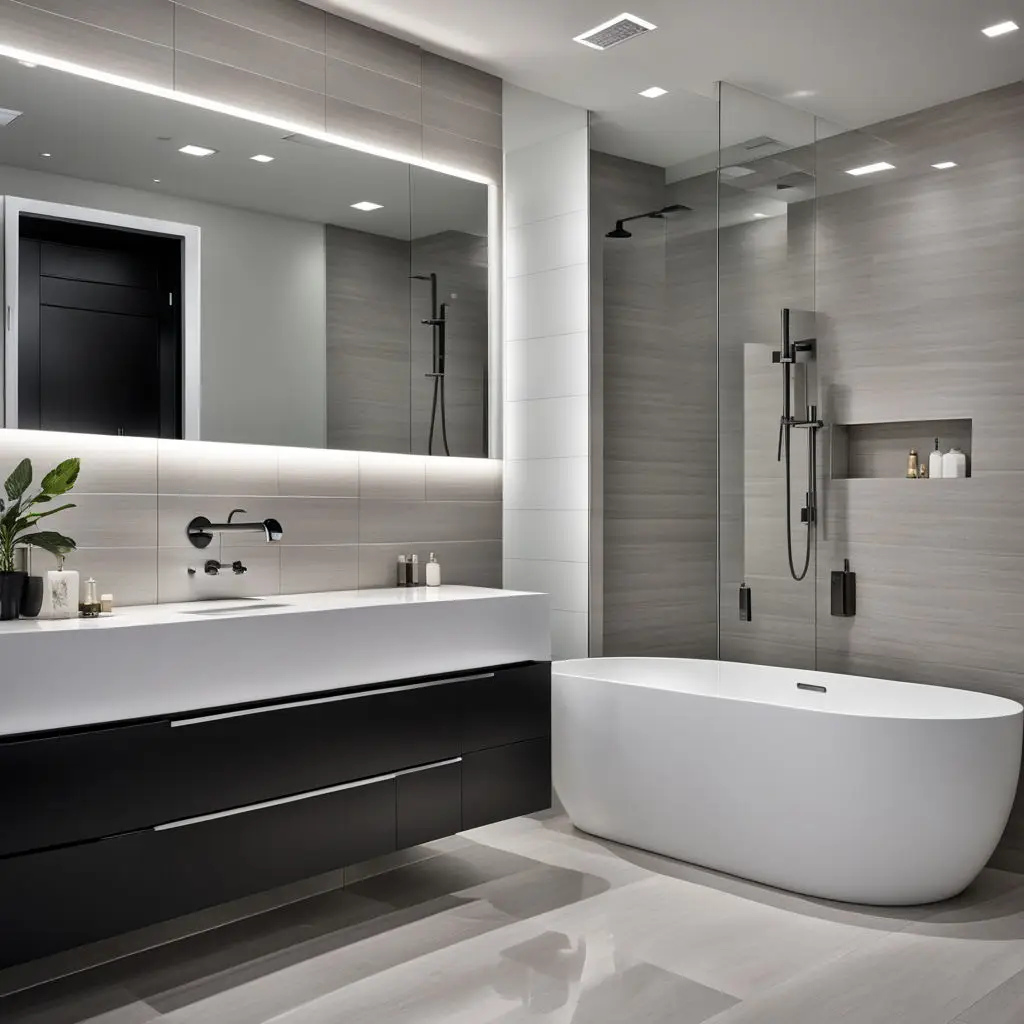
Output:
[{"xmin": 574, "ymin": 13, "xmax": 657, "ymax": 50}]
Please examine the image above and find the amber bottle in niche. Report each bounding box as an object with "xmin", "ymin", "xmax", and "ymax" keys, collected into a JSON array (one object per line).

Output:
[{"xmin": 906, "ymin": 449, "xmax": 920, "ymax": 479}]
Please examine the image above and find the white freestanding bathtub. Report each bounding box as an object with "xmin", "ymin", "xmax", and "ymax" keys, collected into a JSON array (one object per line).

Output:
[{"xmin": 553, "ymin": 658, "xmax": 1023, "ymax": 905}]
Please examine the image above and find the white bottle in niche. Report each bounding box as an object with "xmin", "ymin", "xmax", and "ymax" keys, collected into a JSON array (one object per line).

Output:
[
  {"xmin": 942, "ymin": 447, "xmax": 968, "ymax": 479},
  {"xmin": 40, "ymin": 556, "xmax": 79, "ymax": 620},
  {"xmin": 426, "ymin": 552, "xmax": 441, "ymax": 587},
  {"xmin": 928, "ymin": 438, "xmax": 944, "ymax": 480}
]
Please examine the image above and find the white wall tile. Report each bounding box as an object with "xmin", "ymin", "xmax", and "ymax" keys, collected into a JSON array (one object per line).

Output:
[
  {"xmin": 505, "ymin": 127, "xmax": 589, "ymax": 228},
  {"xmin": 503, "ymin": 510, "xmax": 589, "ymax": 564},
  {"xmin": 506, "ymin": 210, "xmax": 589, "ymax": 278},
  {"xmin": 551, "ymin": 609, "xmax": 589, "ymax": 659},
  {"xmin": 505, "ymin": 333, "xmax": 589, "ymax": 402},
  {"xmin": 277, "ymin": 447, "xmax": 359, "ymax": 497},
  {"xmin": 504, "ymin": 559, "xmax": 589, "ymax": 612},
  {"xmin": 158, "ymin": 440, "xmax": 279, "ymax": 496},
  {"xmin": 505, "ymin": 264, "xmax": 589, "ymax": 342},
  {"xmin": 504, "ymin": 457, "xmax": 588, "ymax": 511},
  {"xmin": 505, "ymin": 397, "xmax": 589, "ymax": 461},
  {"xmin": 280, "ymin": 545, "xmax": 359, "ymax": 594}
]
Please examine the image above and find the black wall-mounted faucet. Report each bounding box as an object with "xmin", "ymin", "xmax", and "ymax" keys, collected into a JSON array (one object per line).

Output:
[{"xmin": 187, "ymin": 509, "xmax": 283, "ymax": 549}]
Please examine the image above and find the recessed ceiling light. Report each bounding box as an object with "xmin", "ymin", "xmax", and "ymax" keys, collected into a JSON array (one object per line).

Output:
[
  {"xmin": 178, "ymin": 144, "xmax": 216, "ymax": 157},
  {"xmin": 351, "ymin": 201, "xmax": 383, "ymax": 211},
  {"xmin": 17, "ymin": 60, "xmax": 36, "ymax": 68},
  {"xmin": 639, "ymin": 86, "xmax": 667, "ymax": 99},
  {"xmin": 153, "ymin": 178, "xmax": 161, "ymax": 183},
  {"xmin": 753, "ymin": 213, "xmax": 768, "ymax": 219},
  {"xmin": 40, "ymin": 151, "xmax": 51, "ymax": 158},
  {"xmin": 846, "ymin": 161, "xmax": 895, "ymax": 176},
  {"xmin": 720, "ymin": 165, "xmax": 756, "ymax": 179},
  {"xmin": 574, "ymin": 13, "xmax": 657, "ymax": 50},
  {"xmin": 982, "ymin": 20, "xmax": 1018, "ymax": 37},
  {"xmin": 932, "ymin": 161, "xmax": 958, "ymax": 170},
  {"xmin": 250, "ymin": 154, "xmax": 274, "ymax": 163},
  {"xmin": 787, "ymin": 89, "xmax": 816, "ymax": 99}
]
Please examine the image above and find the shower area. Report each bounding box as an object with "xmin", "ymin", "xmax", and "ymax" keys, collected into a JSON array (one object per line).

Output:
[{"xmin": 593, "ymin": 75, "xmax": 1024, "ymax": 707}]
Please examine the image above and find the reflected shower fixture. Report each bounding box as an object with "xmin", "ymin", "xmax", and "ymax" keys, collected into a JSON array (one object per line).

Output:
[
  {"xmin": 411, "ymin": 272, "xmax": 451, "ymax": 456},
  {"xmin": 604, "ymin": 203, "xmax": 691, "ymax": 238}
]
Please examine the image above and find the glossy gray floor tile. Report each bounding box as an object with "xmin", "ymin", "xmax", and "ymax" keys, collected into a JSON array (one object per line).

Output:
[{"xmin": 2, "ymin": 815, "xmax": 1023, "ymax": 1024}]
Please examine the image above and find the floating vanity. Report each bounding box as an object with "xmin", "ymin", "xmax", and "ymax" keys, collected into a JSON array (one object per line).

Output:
[{"xmin": 0, "ymin": 586, "xmax": 551, "ymax": 968}]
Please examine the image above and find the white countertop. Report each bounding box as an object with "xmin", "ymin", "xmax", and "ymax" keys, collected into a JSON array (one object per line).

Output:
[
  {"xmin": 0, "ymin": 585, "xmax": 533, "ymax": 633},
  {"xmin": 0, "ymin": 586, "xmax": 551, "ymax": 737}
]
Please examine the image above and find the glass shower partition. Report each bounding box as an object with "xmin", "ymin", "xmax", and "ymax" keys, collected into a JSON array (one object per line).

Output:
[{"xmin": 717, "ymin": 84, "xmax": 820, "ymax": 668}]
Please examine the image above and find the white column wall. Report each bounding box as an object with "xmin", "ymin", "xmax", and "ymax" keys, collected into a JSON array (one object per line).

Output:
[{"xmin": 502, "ymin": 85, "xmax": 591, "ymax": 658}]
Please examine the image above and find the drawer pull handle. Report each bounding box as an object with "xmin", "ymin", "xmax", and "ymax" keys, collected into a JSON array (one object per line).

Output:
[
  {"xmin": 154, "ymin": 773, "xmax": 397, "ymax": 831},
  {"xmin": 171, "ymin": 673, "xmax": 497, "ymax": 727}
]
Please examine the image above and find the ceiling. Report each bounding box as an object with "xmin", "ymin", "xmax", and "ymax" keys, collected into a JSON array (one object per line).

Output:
[
  {"xmin": 0, "ymin": 59, "xmax": 487, "ymax": 240},
  {"xmin": 302, "ymin": 0, "xmax": 1024, "ymax": 168}
]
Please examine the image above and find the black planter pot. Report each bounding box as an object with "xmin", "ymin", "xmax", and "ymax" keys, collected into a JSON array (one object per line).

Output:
[
  {"xmin": 20, "ymin": 575, "xmax": 44, "ymax": 618},
  {"xmin": 0, "ymin": 571, "xmax": 26, "ymax": 621}
]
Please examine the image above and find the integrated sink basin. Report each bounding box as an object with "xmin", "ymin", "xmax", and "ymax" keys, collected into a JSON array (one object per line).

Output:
[{"xmin": 0, "ymin": 586, "xmax": 551, "ymax": 736}]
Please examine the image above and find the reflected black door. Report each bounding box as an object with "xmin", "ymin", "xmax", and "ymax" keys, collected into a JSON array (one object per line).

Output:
[{"xmin": 18, "ymin": 217, "xmax": 183, "ymax": 438}]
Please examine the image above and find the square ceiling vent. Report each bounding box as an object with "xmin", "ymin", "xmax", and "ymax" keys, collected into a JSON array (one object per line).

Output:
[{"xmin": 574, "ymin": 13, "xmax": 657, "ymax": 50}]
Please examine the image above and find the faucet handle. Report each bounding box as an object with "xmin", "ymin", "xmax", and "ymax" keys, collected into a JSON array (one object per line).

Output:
[{"xmin": 231, "ymin": 560, "xmax": 248, "ymax": 575}]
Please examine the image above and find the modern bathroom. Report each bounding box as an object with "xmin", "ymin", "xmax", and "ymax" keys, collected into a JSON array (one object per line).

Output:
[{"xmin": 0, "ymin": 1, "xmax": 1022, "ymax": 1021}]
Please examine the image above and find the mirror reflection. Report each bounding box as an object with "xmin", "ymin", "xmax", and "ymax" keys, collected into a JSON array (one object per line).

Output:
[{"xmin": 0, "ymin": 59, "xmax": 491, "ymax": 456}]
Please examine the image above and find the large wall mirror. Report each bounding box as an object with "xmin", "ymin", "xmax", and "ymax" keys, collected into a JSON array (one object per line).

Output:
[{"xmin": 0, "ymin": 59, "xmax": 493, "ymax": 457}]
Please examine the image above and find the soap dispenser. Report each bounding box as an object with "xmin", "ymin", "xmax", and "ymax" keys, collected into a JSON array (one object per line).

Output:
[
  {"xmin": 928, "ymin": 438, "xmax": 943, "ymax": 480},
  {"xmin": 426, "ymin": 552, "xmax": 441, "ymax": 587}
]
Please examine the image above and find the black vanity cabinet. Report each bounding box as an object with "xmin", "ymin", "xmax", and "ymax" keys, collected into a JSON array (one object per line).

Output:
[{"xmin": 0, "ymin": 661, "xmax": 551, "ymax": 968}]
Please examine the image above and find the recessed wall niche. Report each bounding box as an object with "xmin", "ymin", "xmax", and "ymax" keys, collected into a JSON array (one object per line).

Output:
[{"xmin": 830, "ymin": 419, "xmax": 973, "ymax": 480}]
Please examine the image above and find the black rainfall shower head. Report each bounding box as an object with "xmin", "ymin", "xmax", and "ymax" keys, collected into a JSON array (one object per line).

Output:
[
  {"xmin": 606, "ymin": 221, "xmax": 633, "ymax": 239},
  {"xmin": 660, "ymin": 203, "xmax": 691, "ymax": 214}
]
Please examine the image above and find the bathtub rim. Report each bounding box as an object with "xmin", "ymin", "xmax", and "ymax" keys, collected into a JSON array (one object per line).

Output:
[{"xmin": 553, "ymin": 656, "xmax": 1024, "ymax": 724}]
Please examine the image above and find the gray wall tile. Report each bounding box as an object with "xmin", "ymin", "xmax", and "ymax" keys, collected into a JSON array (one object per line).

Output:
[
  {"xmin": 421, "ymin": 52, "xmax": 501, "ymax": 114},
  {"xmin": 280, "ymin": 544, "xmax": 358, "ymax": 594},
  {"xmin": 325, "ymin": 95, "xmax": 421, "ymax": 160},
  {"xmin": 275, "ymin": 496, "xmax": 359, "ymax": 546},
  {"xmin": 158, "ymin": 440, "xmax": 279, "ymax": 496},
  {"xmin": 359, "ymin": 499, "xmax": 501, "ymax": 544},
  {"xmin": 173, "ymin": 0, "xmax": 326, "ymax": 52},
  {"xmin": 422, "ymin": 91, "xmax": 501, "ymax": 148},
  {"xmin": 20, "ymin": 0, "xmax": 174, "ymax": 45},
  {"xmin": 277, "ymin": 447, "xmax": 359, "ymax": 497},
  {"xmin": 62, "ymin": 547, "xmax": 160, "ymax": 607},
  {"xmin": 0, "ymin": 0, "xmax": 174, "ymax": 87},
  {"xmin": 173, "ymin": 6, "xmax": 326, "ymax": 93},
  {"xmin": 325, "ymin": 15, "xmax": 421, "ymax": 84},
  {"xmin": 173, "ymin": 51, "xmax": 325, "ymax": 133},
  {"xmin": 326, "ymin": 57, "xmax": 421, "ymax": 122},
  {"xmin": 358, "ymin": 540, "xmax": 501, "ymax": 589},
  {"xmin": 422, "ymin": 127, "xmax": 501, "ymax": 184},
  {"xmin": 158, "ymin": 543, "xmax": 280, "ymax": 601},
  {"xmin": 62, "ymin": 494, "xmax": 158, "ymax": 549},
  {"xmin": 425, "ymin": 457, "xmax": 502, "ymax": 501},
  {"xmin": 359, "ymin": 454, "xmax": 426, "ymax": 501}
]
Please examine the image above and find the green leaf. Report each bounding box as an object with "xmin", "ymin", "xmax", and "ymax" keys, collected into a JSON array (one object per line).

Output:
[
  {"xmin": 4, "ymin": 459, "xmax": 32, "ymax": 502},
  {"xmin": 27, "ymin": 502, "xmax": 75, "ymax": 521},
  {"xmin": 23, "ymin": 531, "xmax": 76, "ymax": 557},
  {"xmin": 40, "ymin": 458, "xmax": 81, "ymax": 495}
]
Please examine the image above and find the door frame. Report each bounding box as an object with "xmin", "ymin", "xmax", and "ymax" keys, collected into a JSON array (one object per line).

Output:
[{"xmin": 2, "ymin": 196, "xmax": 201, "ymax": 439}]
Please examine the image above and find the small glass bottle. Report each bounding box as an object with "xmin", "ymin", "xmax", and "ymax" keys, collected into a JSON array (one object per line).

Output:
[
  {"xmin": 80, "ymin": 577, "xmax": 101, "ymax": 617},
  {"xmin": 906, "ymin": 449, "xmax": 919, "ymax": 479},
  {"xmin": 426, "ymin": 552, "xmax": 441, "ymax": 587}
]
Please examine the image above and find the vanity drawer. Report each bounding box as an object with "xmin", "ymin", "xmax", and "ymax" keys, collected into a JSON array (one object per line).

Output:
[
  {"xmin": 0, "ymin": 719, "xmax": 174, "ymax": 857},
  {"xmin": 0, "ymin": 676, "xmax": 462, "ymax": 856},
  {"xmin": 165, "ymin": 677, "xmax": 463, "ymax": 822},
  {"xmin": 396, "ymin": 760, "xmax": 463, "ymax": 848},
  {"xmin": 461, "ymin": 663, "xmax": 551, "ymax": 752},
  {"xmin": 0, "ymin": 776, "xmax": 397, "ymax": 969},
  {"xmin": 462, "ymin": 738, "xmax": 552, "ymax": 830}
]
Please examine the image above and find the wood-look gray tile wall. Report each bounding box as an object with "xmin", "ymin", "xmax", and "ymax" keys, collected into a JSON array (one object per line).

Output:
[
  {"xmin": 0, "ymin": 432, "xmax": 501, "ymax": 605},
  {"xmin": 0, "ymin": 0, "xmax": 502, "ymax": 182},
  {"xmin": 592, "ymin": 151, "xmax": 718, "ymax": 658}
]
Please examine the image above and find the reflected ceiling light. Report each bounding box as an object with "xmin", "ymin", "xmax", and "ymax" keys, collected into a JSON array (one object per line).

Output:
[
  {"xmin": 982, "ymin": 20, "xmax": 1018, "ymax": 37},
  {"xmin": 179, "ymin": 144, "xmax": 216, "ymax": 157},
  {"xmin": 0, "ymin": 43, "xmax": 493, "ymax": 185},
  {"xmin": 787, "ymin": 89, "xmax": 816, "ymax": 99},
  {"xmin": 845, "ymin": 161, "xmax": 895, "ymax": 176},
  {"xmin": 17, "ymin": 60, "xmax": 37, "ymax": 68},
  {"xmin": 753, "ymin": 213, "xmax": 768, "ymax": 219},
  {"xmin": 720, "ymin": 165, "xmax": 756, "ymax": 179},
  {"xmin": 574, "ymin": 13, "xmax": 657, "ymax": 50},
  {"xmin": 40, "ymin": 151, "xmax": 51, "ymax": 157},
  {"xmin": 639, "ymin": 86, "xmax": 667, "ymax": 98},
  {"xmin": 250, "ymin": 154, "xmax": 274, "ymax": 163},
  {"xmin": 932, "ymin": 161, "xmax": 958, "ymax": 169},
  {"xmin": 351, "ymin": 201, "xmax": 383, "ymax": 211},
  {"xmin": 153, "ymin": 178, "xmax": 161, "ymax": 183}
]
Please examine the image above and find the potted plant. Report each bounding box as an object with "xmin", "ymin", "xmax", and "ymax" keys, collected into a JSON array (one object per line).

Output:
[{"xmin": 0, "ymin": 457, "xmax": 79, "ymax": 621}]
